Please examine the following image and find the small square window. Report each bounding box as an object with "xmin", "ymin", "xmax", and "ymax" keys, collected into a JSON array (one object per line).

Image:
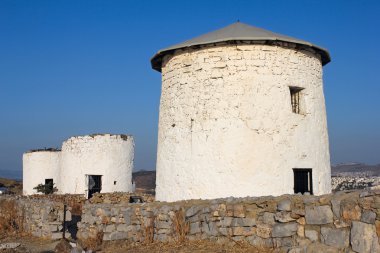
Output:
[
  {"xmin": 293, "ymin": 168, "xmax": 313, "ymax": 195},
  {"xmin": 289, "ymin": 87, "xmax": 304, "ymax": 114}
]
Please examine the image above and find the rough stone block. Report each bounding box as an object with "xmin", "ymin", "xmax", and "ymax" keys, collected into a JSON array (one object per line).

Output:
[
  {"xmin": 109, "ymin": 231, "xmax": 128, "ymax": 240},
  {"xmin": 105, "ymin": 224, "xmax": 116, "ymax": 233},
  {"xmin": 262, "ymin": 212, "xmax": 275, "ymax": 225},
  {"xmin": 186, "ymin": 206, "xmax": 201, "ymax": 217},
  {"xmin": 219, "ymin": 217, "xmax": 233, "ymax": 227},
  {"xmin": 320, "ymin": 227, "xmax": 349, "ymax": 249},
  {"xmin": 154, "ymin": 220, "xmax": 170, "ymax": 229},
  {"xmin": 330, "ymin": 199, "xmax": 341, "ymax": 217},
  {"xmin": 342, "ymin": 202, "xmax": 361, "ymax": 221},
  {"xmin": 116, "ymin": 224, "xmax": 130, "ymax": 232},
  {"xmin": 277, "ymin": 199, "xmax": 292, "ymax": 211},
  {"xmin": 256, "ymin": 224, "xmax": 272, "ymax": 238},
  {"xmin": 231, "ymin": 217, "xmax": 256, "ymax": 227},
  {"xmin": 201, "ymin": 221, "xmax": 218, "ymax": 236},
  {"xmin": 361, "ymin": 211, "xmax": 376, "ymax": 224},
  {"xmin": 275, "ymin": 211, "xmax": 295, "ymax": 223},
  {"xmin": 305, "ymin": 229, "xmax": 318, "ymax": 242},
  {"xmin": 272, "ymin": 222, "xmax": 297, "ymax": 237},
  {"xmin": 49, "ymin": 225, "xmax": 58, "ymax": 232},
  {"xmin": 351, "ymin": 221, "xmax": 380, "ymax": 253},
  {"xmin": 190, "ymin": 222, "xmax": 201, "ymax": 235},
  {"xmin": 305, "ymin": 205, "xmax": 333, "ymax": 225},
  {"xmin": 273, "ymin": 237, "xmax": 295, "ymax": 249},
  {"xmin": 218, "ymin": 227, "xmax": 232, "ymax": 236},
  {"xmin": 297, "ymin": 225, "xmax": 304, "ymax": 237},
  {"xmin": 246, "ymin": 235, "xmax": 273, "ymax": 248},
  {"xmin": 233, "ymin": 204, "xmax": 245, "ymax": 218}
]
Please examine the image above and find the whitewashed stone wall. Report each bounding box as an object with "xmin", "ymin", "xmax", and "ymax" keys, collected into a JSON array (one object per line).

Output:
[
  {"xmin": 156, "ymin": 42, "xmax": 331, "ymax": 202},
  {"xmin": 23, "ymin": 151, "xmax": 61, "ymax": 195},
  {"xmin": 59, "ymin": 134, "xmax": 134, "ymax": 197}
]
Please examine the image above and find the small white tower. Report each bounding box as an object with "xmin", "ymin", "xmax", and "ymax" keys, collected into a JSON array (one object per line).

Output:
[
  {"xmin": 59, "ymin": 134, "xmax": 134, "ymax": 198},
  {"xmin": 151, "ymin": 22, "xmax": 332, "ymax": 202},
  {"xmin": 23, "ymin": 149, "xmax": 61, "ymax": 195}
]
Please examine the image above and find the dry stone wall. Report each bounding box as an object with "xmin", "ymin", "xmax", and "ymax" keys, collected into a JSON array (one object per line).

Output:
[
  {"xmin": 0, "ymin": 196, "xmax": 72, "ymax": 240},
  {"xmin": 78, "ymin": 190, "xmax": 380, "ymax": 253}
]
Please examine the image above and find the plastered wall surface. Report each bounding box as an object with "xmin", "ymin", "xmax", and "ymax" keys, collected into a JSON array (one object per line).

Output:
[
  {"xmin": 59, "ymin": 134, "xmax": 134, "ymax": 196},
  {"xmin": 156, "ymin": 42, "xmax": 331, "ymax": 202},
  {"xmin": 23, "ymin": 151, "xmax": 61, "ymax": 195}
]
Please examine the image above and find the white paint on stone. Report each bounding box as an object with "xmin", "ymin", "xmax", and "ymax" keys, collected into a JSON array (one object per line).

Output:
[
  {"xmin": 59, "ymin": 134, "xmax": 134, "ymax": 197},
  {"xmin": 23, "ymin": 134, "xmax": 134, "ymax": 197},
  {"xmin": 155, "ymin": 42, "xmax": 331, "ymax": 202},
  {"xmin": 23, "ymin": 151, "xmax": 61, "ymax": 195}
]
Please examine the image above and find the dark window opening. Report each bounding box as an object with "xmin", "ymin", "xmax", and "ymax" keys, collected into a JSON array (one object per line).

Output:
[
  {"xmin": 293, "ymin": 169, "xmax": 313, "ymax": 195},
  {"xmin": 45, "ymin": 179, "xmax": 54, "ymax": 194},
  {"xmin": 88, "ymin": 175, "xmax": 102, "ymax": 199},
  {"xmin": 289, "ymin": 87, "xmax": 304, "ymax": 114},
  {"xmin": 114, "ymin": 181, "xmax": 117, "ymax": 185}
]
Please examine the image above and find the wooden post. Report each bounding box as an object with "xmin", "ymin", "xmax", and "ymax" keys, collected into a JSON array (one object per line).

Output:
[{"xmin": 63, "ymin": 204, "xmax": 67, "ymax": 239}]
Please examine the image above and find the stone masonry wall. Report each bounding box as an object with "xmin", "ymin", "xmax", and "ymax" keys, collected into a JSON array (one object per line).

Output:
[
  {"xmin": 0, "ymin": 196, "xmax": 72, "ymax": 240},
  {"xmin": 78, "ymin": 190, "xmax": 380, "ymax": 253}
]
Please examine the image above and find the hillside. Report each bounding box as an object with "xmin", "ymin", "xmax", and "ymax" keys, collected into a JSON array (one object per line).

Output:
[
  {"xmin": 132, "ymin": 170, "xmax": 156, "ymax": 194},
  {"xmin": 0, "ymin": 177, "xmax": 22, "ymax": 194},
  {"xmin": 331, "ymin": 163, "xmax": 380, "ymax": 176}
]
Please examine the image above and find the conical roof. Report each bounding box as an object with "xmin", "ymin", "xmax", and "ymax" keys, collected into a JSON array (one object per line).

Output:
[{"xmin": 151, "ymin": 22, "xmax": 330, "ymax": 72}]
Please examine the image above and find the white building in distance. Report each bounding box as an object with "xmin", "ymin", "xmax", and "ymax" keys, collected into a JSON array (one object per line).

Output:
[
  {"xmin": 23, "ymin": 134, "xmax": 134, "ymax": 198},
  {"xmin": 151, "ymin": 22, "xmax": 332, "ymax": 202}
]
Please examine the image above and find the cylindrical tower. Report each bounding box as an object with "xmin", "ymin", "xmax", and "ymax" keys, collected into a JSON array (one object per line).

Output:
[
  {"xmin": 23, "ymin": 149, "xmax": 61, "ymax": 195},
  {"xmin": 59, "ymin": 134, "xmax": 134, "ymax": 197},
  {"xmin": 151, "ymin": 22, "xmax": 332, "ymax": 202}
]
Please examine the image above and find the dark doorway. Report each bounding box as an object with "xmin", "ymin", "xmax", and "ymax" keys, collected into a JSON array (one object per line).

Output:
[
  {"xmin": 45, "ymin": 179, "xmax": 54, "ymax": 194},
  {"xmin": 88, "ymin": 175, "xmax": 102, "ymax": 199},
  {"xmin": 293, "ymin": 169, "xmax": 313, "ymax": 194}
]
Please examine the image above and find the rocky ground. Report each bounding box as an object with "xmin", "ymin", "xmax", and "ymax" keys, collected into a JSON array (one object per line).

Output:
[{"xmin": 0, "ymin": 237, "xmax": 278, "ymax": 253}]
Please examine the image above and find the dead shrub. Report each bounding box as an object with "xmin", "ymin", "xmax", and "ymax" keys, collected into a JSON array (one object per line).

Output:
[
  {"xmin": 0, "ymin": 199, "xmax": 24, "ymax": 237},
  {"xmin": 172, "ymin": 209, "xmax": 190, "ymax": 243},
  {"xmin": 81, "ymin": 229, "xmax": 104, "ymax": 251},
  {"xmin": 139, "ymin": 215, "xmax": 156, "ymax": 244}
]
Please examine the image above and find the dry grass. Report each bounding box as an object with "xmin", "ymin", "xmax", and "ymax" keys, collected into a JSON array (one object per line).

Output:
[
  {"xmin": 101, "ymin": 240, "xmax": 280, "ymax": 253},
  {"xmin": 172, "ymin": 209, "xmax": 190, "ymax": 243},
  {"xmin": 80, "ymin": 229, "xmax": 104, "ymax": 251},
  {"xmin": 138, "ymin": 215, "xmax": 156, "ymax": 244},
  {"xmin": 0, "ymin": 199, "xmax": 25, "ymax": 238}
]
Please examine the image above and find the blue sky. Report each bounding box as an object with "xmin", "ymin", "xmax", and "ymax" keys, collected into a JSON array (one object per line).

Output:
[{"xmin": 0, "ymin": 0, "xmax": 379, "ymax": 179}]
